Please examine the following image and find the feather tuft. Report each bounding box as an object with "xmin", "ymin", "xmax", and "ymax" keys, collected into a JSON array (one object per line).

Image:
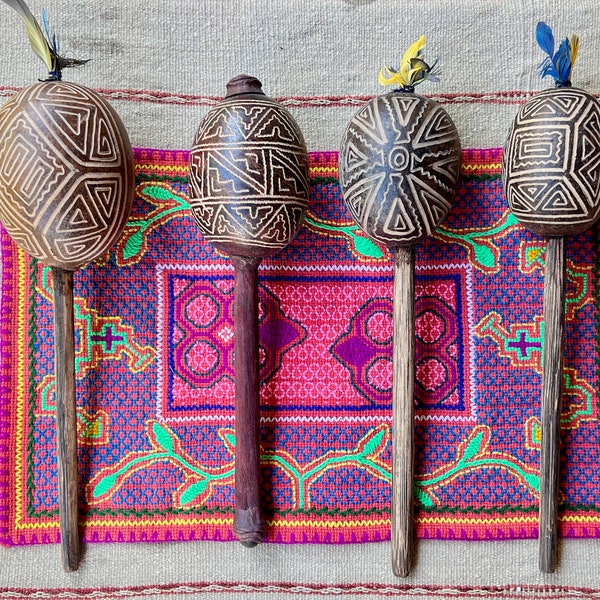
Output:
[
  {"xmin": 2, "ymin": 0, "xmax": 54, "ymax": 73},
  {"xmin": 535, "ymin": 21, "xmax": 554, "ymax": 58},
  {"xmin": 379, "ymin": 35, "xmax": 440, "ymax": 91},
  {"xmin": 569, "ymin": 33, "xmax": 580, "ymax": 68},
  {"xmin": 2, "ymin": 0, "xmax": 89, "ymax": 80},
  {"xmin": 535, "ymin": 21, "xmax": 579, "ymax": 87}
]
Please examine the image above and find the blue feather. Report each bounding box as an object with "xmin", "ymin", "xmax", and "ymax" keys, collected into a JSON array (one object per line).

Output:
[
  {"xmin": 536, "ymin": 21, "xmax": 555, "ymax": 58},
  {"xmin": 554, "ymin": 38, "xmax": 572, "ymax": 83},
  {"xmin": 538, "ymin": 58, "xmax": 558, "ymax": 80},
  {"xmin": 535, "ymin": 22, "xmax": 576, "ymax": 86}
]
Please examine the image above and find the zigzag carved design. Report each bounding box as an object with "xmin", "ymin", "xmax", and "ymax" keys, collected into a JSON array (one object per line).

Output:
[{"xmin": 189, "ymin": 96, "xmax": 309, "ymax": 256}]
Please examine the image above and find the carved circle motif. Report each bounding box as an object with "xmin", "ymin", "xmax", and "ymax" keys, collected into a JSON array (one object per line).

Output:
[
  {"xmin": 339, "ymin": 92, "xmax": 461, "ymax": 247},
  {"xmin": 188, "ymin": 90, "xmax": 309, "ymax": 258},
  {"xmin": 0, "ymin": 81, "xmax": 134, "ymax": 270},
  {"xmin": 503, "ymin": 87, "xmax": 600, "ymax": 237}
]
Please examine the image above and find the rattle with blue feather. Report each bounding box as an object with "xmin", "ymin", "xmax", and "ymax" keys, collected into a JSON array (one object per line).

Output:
[
  {"xmin": 536, "ymin": 21, "xmax": 579, "ymax": 88},
  {"xmin": 503, "ymin": 21, "xmax": 600, "ymax": 572}
]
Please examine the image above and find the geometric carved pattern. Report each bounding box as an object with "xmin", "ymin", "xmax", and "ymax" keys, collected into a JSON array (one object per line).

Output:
[
  {"xmin": 502, "ymin": 87, "xmax": 600, "ymax": 237},
  {"xmin": 0, "ymin": 81, "xmax": 134, "ymax": 270},
  {"xmin": 339, "ymin": 93, "xmax": 461, "ymax": 246},
  {"xmin": 188, "ymin": 96, "xmax": 309, "ymax": 258}
]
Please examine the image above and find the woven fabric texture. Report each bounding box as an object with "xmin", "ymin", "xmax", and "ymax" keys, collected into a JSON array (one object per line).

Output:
[
  {"xmin": 1, "ymin": 148, "xmax": 599, "ymax": 548},
  {"xmin": 2, "ymin": 0, "xmax": 600, "ymax": 597}
]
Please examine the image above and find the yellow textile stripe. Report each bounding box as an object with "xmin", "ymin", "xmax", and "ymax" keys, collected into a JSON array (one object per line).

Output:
[
  {"xmin": 268, "ymin": 518, "xmax": 390, "ymax": 528},
  {"xmin": 16, "ymin": 513, "xmax": 597, "ymax": 532},
  {"xmin": 132, "ymin": 163, "xmax": 500, "ymax": 179},
  {"xmin": 418, "ymin": 515, "xmax": 537, "ymax": 525},
  {"xmin": 134, "ymin": 163, "xmax": 338, "ymax": 178},
  {"xmin": 134, "ymin": 164, "xmax": 188, "ymax": 174},
  {"xmin": 84, "ymin": 517, "xmax": 235, "ymax": 527},
  {"xmin": 310, "ymin": 167, "xmax": 338, "ymax": 175},
  {"xmin": 14, "ymin": 249, "xmax": 28, "ymax": 529},
  {"xmin": 462, "ymin": 163, "xmax": 502, "ymax": 171},
  {"xmin": 16, "ymin": 516, "xmax": 235, "ymax": 530}
]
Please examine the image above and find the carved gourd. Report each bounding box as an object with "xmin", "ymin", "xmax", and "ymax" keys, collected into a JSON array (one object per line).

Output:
[
  {"xmin": 339, "ymin": 38, "xmax": 460, "ymax": 577},
  {"xmin": 0, "ymin": 1, "xmax": 134, "ymax": 572},
  {"xmin": 504, "ymin": 86, "xmax": 600, "ymax": 237},
  {"xmin": 0, "ymin": 81, "xmax": 134, "ymax": 270},
  {"xmin": 188, "ymin": 75, "xmax": 308, "ymax": 546},
  {"xmin": 502, "ymin": 22, "xmax": 600, "ymax": 573}
]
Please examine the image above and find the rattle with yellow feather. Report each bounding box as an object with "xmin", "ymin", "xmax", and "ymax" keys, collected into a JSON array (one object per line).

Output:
[
  {"xmin": 0, "ymin": 0, "xmax": 134, "ymax": 571},
  {"xmin": 339, "ymin": 37, "xmax": 461, "ymax": 577}
]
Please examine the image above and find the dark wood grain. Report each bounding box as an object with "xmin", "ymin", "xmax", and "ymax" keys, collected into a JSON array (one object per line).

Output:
[
  {"xmin": 539, "ymin": 237, "xmax": 565, "ymax": 573},
  {"xmin": 188, "ymin": 76, "xmax": 309, "ymax": 546},
  {"xmin": 392, "ymin": 246, "xmax": 415, "ymax": 578},
  {"xmin": 231, "ymin": 256, "xmax": 265, "ymax": 547},
  {"xmin": 51, "ymin": 267, "xmax": 80, "ymax": 572}
]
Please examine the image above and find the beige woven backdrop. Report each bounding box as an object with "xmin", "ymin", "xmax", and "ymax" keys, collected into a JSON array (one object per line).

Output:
[{"xmin": 2, "ymin": 1, "xmax": 600, "ymax": 598}]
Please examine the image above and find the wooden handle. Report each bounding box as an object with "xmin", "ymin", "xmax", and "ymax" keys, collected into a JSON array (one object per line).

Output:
[
  {"xmin": 539, "ymin": 236, "xmax": 566, "ymax": 573},
  {"xmin": 51, "ymin": 267, "xmax": 80, "ymax": 572},
  {"xmin": 231, "ymin": 256, "xmax": 266, "ymax": 547},
  {"xmin": 391, "ymin": 246, "xmax": 416, "ymax": 577}
]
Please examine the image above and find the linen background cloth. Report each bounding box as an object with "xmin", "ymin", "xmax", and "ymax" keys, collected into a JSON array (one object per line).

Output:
[{"xmin": 1, "ymin": 0, "xmax": 600, "ymax": 598}]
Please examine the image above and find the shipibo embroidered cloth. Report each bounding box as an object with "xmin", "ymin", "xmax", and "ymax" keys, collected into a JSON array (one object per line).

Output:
[{"xmin": 1, "ymin": 147, "xmax": 599, "ymax": 546}]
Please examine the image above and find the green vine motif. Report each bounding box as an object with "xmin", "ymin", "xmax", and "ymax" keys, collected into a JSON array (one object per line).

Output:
[
  {"xmin": 88, "ymin": 421, "xmax": 540, "ymax": 512},
  {"xmin": 118, "ymin": 185, "xmax": 191, "ymax": 264},
  {"xmin": 261, "ymin": 426, "xmax": 390, "ymax": 510},
  {"xmin": 88, "ymin": 421, "xmax": 235, "ymax": 506},
  {"xmin": 88, "ymin": 421, "xmax": 390, "ymax": 509},
  {"xmin": 303, "ymin": 215, "xmax": 384, "ymax": 259},
  {"xmin": 433, "ymin": 210, "xmax": 520, "ymax": 273},
  {"xmin": 415, "ymin": 426, "xmax": 540, "ymax": 507},
  {"xmin": 522, "ymin": 243, "xmax": 592, "ymax": 318},
  {"xmin": 304, "ymin": 210, "xmax": 520, "ymax": 270}
]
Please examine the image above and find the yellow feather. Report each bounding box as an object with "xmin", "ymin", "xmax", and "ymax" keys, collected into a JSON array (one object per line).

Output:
[
  {"xmin": 400, "ymin": 35, "xmax": 426, "ymax": 66},
  {"xmin": 399, "ymin": 36, "xmax": 426, "ymax": 86},
  {"xmin": 570, "ymin": 33, "xmax": 580, "ymax": 68},
  {"xmin": 379, "ymin": 35, "xmax": 428, "ymax": 89},
  {"xmin": 378, "ymin": 66, "xmax": 405, "ymax": 87},
  {"xmin": 2, "ymin": 0, "xmax": 53, "ymax": 72}
]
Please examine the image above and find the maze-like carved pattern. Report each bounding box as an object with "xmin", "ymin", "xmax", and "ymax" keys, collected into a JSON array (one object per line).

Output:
[
  {"xmin": 503, "ymin": 87, "xmax": 600, "ymax": 237},
  {"xmin": 188, "ymin": 97, "xmax": 309, "ymax": 257},
  {"xmin": 0, "ymin": 81, "xmax": 134, "ymax": 270},
  {"xmin": 339, "ymin": 93, "xmax": 461, "ymax": 247}
]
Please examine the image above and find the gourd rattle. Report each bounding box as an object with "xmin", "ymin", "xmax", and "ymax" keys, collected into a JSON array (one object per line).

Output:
[
  {"xmin": 188, "ymin": 75, "xmax": 308, "ymax": 546},
  {"xmin": 0, "ymin": 0, "xmax": 134, "ymax": 571},
  {"xmin": 503, "ymin": 22, "xmax": 600, "ymax": 572},
  {"xmin": 339, "ymin": 38, "xmax": 461, "ymax": 576}
]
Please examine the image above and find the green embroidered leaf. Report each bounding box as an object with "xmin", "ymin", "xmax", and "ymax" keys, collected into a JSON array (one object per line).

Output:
[
  {"xmin": 123, "ymin": 228, "xmax": 144, "ymax": 260},
  {"xmin": 360, "ymin": 428, "xmax": 386, "ymax": 457},
  {"xmin": 352, "ymin": 235, "xmax": 384, "ymax": 259},
  {"xmin": 143, "ymin": 185, "xmax": 177, "ymax": 201},
  {"xmin": 223, "ymin": 432, "xmax": 236, "ymax": 448},
  {"xmin": 179, "ymin": 478, "xmax": 208, "ymax": 505},
  {"xmin": 522, "ymin": 472, "xmax": 540, "ymax": 492},
  {"xmin": 414, "ymin": 485, "xmax": 435, "ymax": 507},
  {"xmin": 461, "ymin": 429, "xmax": 485, "ymax": 462},
  {"xmin": 92, "ymin": 472, "xmax": 119, "ymax": 499},
  {"xmin": 152, "ymin": 422, "xmax": 176, "ymax": 453},
  {"xmin": 471, "ymin": 243, "xmax": 495, "ymax": 269}
]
